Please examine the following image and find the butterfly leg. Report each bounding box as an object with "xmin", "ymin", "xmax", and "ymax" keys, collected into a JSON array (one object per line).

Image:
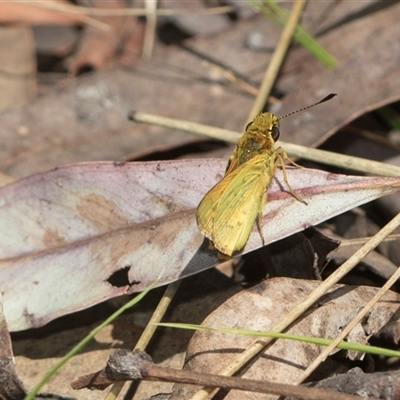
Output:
[
  {"xmin": 275, "ymin": 148, "xmax": 307, "ymax": 205},
  {"xmin": 256, "ymin": 191, "xmax": 267, "ymax": 247},
  {"xmin": 276, "ymin": 146, "xmax": 303, "ymax": 168}
]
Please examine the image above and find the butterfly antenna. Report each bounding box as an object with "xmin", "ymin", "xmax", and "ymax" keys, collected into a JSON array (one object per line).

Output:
[{"xmin": 278, "ymin": 93, "xmax": 337, "ymax": 120}]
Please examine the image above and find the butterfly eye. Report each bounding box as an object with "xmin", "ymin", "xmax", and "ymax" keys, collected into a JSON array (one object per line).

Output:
[
  {"xmin": 271, "ymin": 125, "xmax": 280, "ymax": 141},
  {"xmin": 245, "ymin": 121, "xmax": 253, "ymax": 131}
]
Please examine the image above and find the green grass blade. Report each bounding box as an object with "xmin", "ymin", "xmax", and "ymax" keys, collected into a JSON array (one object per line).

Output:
[
  {"xmin": 24, "ymin": 284, "xmax": 155, "ymax": 400},
  {"xmin": 158, "ymin": 322, "xmax": 400, "ymax": 358}
]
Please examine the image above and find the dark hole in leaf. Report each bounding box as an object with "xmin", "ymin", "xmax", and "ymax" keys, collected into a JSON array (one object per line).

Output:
[{"xmin": 107, "ymin": 266, "xmax": 131, "ymax": 287}]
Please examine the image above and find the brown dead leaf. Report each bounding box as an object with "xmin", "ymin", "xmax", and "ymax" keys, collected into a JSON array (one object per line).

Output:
[
  {"xmin": 173, "ymin": 278, "xmax": 400, "ymax": 400},
  {"xmin": 0, "ymin": 65, "xmax": 245, "ymax": 179},
  {"xmin": 1, "ymin": 2, "xmax": 398, "ymax": 182},
  {"xmin": 276, "ymin": 2, "xmax": 400, "ymax": 147}
]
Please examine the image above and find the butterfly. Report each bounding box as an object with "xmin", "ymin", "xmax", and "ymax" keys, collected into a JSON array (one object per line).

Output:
[{"xmin": 196, "ymin": 94, "xmax": 336, "ymax": 257}]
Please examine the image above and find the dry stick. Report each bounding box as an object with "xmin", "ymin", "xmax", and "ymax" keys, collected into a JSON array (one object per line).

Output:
[
  {"xmin": 142, "ymin": 0, "xmax": 158, "ymax": 59},
  {"xmin": 280, "ymin": 141, "xmax": 400, "ymax": 177},
  {"xmin": 139, "ymin": 366, "xmax": 365, "ymax": 400},
  {"xmin": 189, "ymin": 212, "xmax": 400, "ymax": 400},
  {"xmin": 74, "ymin": 349, "xmax": 365, "ymax": 400},
  {"xmin": 296, "ymin": 259, "xmax": 400, "ymax": 385},
  {"xmin": 96, "ymin": 349, "xmax": 367, "ymax": 400},
  {"xmin": 130, "ymin": 111, "xmax": 240, "ymax": 143},
  {"xmin": 129, "ymin": 111, "xmax": 400, "ymax": 177},
  {"xmin": 341, "ymin": 234, "xmax": 400, "ymax": 246},
  {"xmin": 246, "ymin": 0, "xmax": 307, "ymax": 123},
  {"xmin": 105, "ymin": 280, "xmax": 182, "ymax": 400}
]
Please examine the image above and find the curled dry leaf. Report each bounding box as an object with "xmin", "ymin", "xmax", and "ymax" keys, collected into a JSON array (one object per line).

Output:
[
  {"xmin": 1, "ymin": 160, "xmax": 400, "ymax": 331},
  {"xmin": 173, "ymin": 278, "xmax": 400, "ymax": 400}
]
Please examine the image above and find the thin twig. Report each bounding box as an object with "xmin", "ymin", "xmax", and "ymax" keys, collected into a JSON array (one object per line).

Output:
[
  {"xmin": 29, "ymin": 2, "xmax": 234, "ymax": 17},
  {"xmin": 340, "ymin": 234, "xmax": 400, "ymax": 246},
  {"xmin": 142, "ymin": 0, "xmax": 158, "ymax": 59},
  {"xmin": 129, "ymin": 111, "xmax": 400, "ymax": 177},
  {"xmin": 280, "ymin": 141, "xmax": 400, "ymax": 176},
  {"xmin": 129, "ymin": 110, "xmax": 239, "ymax": 142},
  {"xmin": 75, "ymin": 349, "xmax": 367, "ymax": 400}
]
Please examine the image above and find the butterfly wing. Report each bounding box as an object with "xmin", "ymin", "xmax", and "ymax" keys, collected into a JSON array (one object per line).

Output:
[
  {"xmin": 196, "ymin": 168, "xmax": 238, "ymax": 242},
  {"xmin": 212, "ymin": 154, "xmax": 275, "ymax": 256}
]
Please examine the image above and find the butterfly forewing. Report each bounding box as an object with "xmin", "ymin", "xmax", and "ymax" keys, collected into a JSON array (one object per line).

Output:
[
  {"xmin": 213, "ymin": 154, "xmax": 275, "ymax": 255},
  {"xmin": 197, "ymin": 154, "xmax": 276, "ymax": 256},
  {"xmin": 196, "ymin": 168, "xmax": 237, "ymax": 241}
]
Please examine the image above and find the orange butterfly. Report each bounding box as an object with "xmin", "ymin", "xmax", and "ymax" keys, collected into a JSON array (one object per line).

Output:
[{"xmin": 196, "ymin": 94, "xmax": 336, "ymax": 257}]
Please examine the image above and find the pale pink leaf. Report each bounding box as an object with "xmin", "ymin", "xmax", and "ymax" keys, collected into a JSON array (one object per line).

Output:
[{"xmin": 1, "ymin": 160, "xmax": 400, "ymax": 330}]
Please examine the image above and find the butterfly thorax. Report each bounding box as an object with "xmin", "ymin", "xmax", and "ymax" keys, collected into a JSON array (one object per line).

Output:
[{"xmin": 225, "ymin": 112, "xmax": 279, "ymax": 174}]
